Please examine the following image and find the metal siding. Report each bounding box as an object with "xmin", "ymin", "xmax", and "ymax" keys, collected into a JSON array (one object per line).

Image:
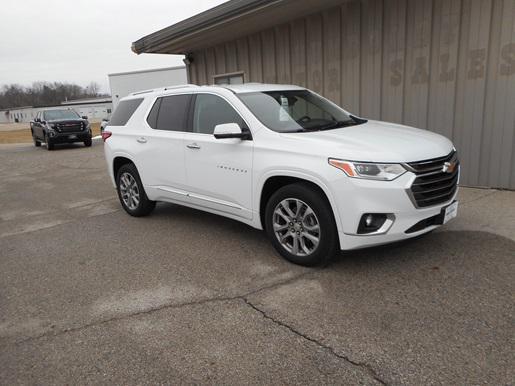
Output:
[
  {"xmin": 262, "ymin": 29, "xmax": 277, "ymax": 83},
  {"xmin": 190, "ymin": 0, "xmax": 515, "ymax": 189},
  {"xmin": 248, "ymin": 33, "xmax": 264, "ymax": 82},
  {"xmin": 306, "ymin": 14, "xmax": 324, "ymax": 93},
  {"xmin": 404, "ymin": 0, "xmax": 433, "ymax": 129},
  {"xmin": 205, "ymin": 47, "xmax": 217, "ymax": 83},
  {"xmin": 323, "ymin": 8, "xmax": 342, "ymax": 104},
  {"xmin": 215, "ymin": 44, "xmax": 227, "ymax": 74},
  {"xmin": 427, "ymin": 0, "xmax": 461, "ymax": 139},
  {"xmin": 195, "ymin": 50, "xmax": 208, "ymax": 85},
  {"xmin": 225, "ymin": 41, "xmax": 239, "ymax": 73},
  {"xmin": 360, "ymin": 0, "xmax": 383, "ymax": 119},
  {"xmin": 482, "ymin": 0, "xmax": 515, "ymax": 189},
  {"xmin": 381, "ymin": 0, "xmax": 406, "ymax": 123},
  {"xmin": 275, "ymin": 25, "xmax": 292, "ymax": 84},
  {"xmin": 340, "ymin": 1, "xmax": 361, "ymax": 114},
  {"xmin": 236, "ymin": 37, "xmax": 251, "ymax": 81},
  {"xmin": 290, "ymin": 19, "xmax": 307, "ymax": 87},
  {"xmin": 455, "ymin": 0, "xmax": 494, "ymax": 186}
]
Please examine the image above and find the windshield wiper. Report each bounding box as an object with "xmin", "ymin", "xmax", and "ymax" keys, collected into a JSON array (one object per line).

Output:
[{"xmin": 310, "ymin": 119, "xmax": 357, "ymax": 131}]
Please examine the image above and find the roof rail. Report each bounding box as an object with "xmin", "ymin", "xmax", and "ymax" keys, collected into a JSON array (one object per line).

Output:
[
  {"xmin": 130, "ymin": 84, "xmax": 197, "ymax": 96},
  {"xmin": 163, "ymin": 84, "xmax": 197, "ymax": 91},
  {"xmin": 131, "ymin": 89, "xmax": 155, "ymax": 96}
]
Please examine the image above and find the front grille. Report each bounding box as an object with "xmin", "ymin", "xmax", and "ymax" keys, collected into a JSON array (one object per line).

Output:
[
  {"xmin": 56, "ymin": 122, "xmax": 83, "ymax": 133},
  {"xmin": 406, "ymin": 151, "xmax": 459, "ymax": 208}
]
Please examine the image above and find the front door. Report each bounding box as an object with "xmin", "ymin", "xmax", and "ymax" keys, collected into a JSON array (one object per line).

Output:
[{"xmin": 183, "ymin": 93, "xmax": 253, "ymax": 219}]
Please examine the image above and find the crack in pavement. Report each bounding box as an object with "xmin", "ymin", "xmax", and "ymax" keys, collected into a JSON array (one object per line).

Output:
[
  {"xmin": 11, "ymin": 294, "xmax": 245, "ymax": 346},
  {"xmin": 9, "ymin": 270, "xmax": 315, "ymax": 346},
  {"xmin": 3, "ymin": 269, "xmax": 390, "ymax": 384},
  {"xmin": 241, "ymin": 297, "xmax": 388, "ymax": 386}
]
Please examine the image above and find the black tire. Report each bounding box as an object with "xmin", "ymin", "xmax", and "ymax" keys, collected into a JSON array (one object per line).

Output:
[
  {"xmin": 84, "ymin": 137, "xmax": 92, "ymax": 147},
  {"xmin": 116, "ymin": 163, "xmax": 156, "ymax": 217},
  {"xmin": 33, "ymin": 134, "xmax": 41, "ymax": 147},
  {"xmin": 45, "ymin": 134, "xmax": 54, "ymax": 151},
  {"xmin": 265, "ymin": 183, "xmax": 339, "ymax": 266}
]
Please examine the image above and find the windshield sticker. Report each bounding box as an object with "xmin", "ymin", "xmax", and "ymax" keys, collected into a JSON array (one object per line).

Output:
[{"xmin": 279, "ymin": 96, "xmax": 290, "ymax": 122}]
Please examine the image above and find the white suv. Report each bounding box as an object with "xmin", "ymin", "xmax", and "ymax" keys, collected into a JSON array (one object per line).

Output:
[{"xmin": 103, "ymin": 83, "xmax": 459, "ymax": 266}]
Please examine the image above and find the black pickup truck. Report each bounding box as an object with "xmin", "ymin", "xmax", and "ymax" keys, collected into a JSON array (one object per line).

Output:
[{"xmin": 30, "ymin": 109, "xmax": 92, "ymax": 150}]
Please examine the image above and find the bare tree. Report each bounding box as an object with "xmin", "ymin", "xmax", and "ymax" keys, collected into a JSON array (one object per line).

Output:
[{"xmin": 0, "ymin": 81, "xmax": 110, "ymax": 109}]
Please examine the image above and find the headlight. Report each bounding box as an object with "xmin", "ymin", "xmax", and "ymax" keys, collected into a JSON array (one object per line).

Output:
[{"xmin": 328, "ymin": 158, "xmax": 407, "ymax": 181}]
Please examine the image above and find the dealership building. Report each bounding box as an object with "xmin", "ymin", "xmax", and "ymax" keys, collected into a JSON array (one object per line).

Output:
[{"xmin": 132, "ymin": 0, "xmax": 515, "ymax": 189}]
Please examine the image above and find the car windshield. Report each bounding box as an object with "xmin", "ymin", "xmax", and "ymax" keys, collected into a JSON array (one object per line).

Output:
[
  {"xmin": 237, "ymin": 90, "xmax": 366, "ymax": 133},
  {"xmin": 43, "ymin": 110, "xmax": 80, "ymax": 121}
]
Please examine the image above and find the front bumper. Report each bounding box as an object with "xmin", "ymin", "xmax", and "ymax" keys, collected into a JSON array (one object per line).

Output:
[
  {"xmin": 330, "ymin": 171, "xmax": 459, "ymax": 250},
  {"xmin": 48, "ymin": 130, "xmax": 91, "ymax": 143}
]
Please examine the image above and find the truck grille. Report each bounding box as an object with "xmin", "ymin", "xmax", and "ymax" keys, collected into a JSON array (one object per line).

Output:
[
  {"xmin": 406, "ymin": 151, "xmax": 459, "ymax": 208},
  {"xmin": 56, "ymin": 122, "xmax": 83, "ymax": 133}
]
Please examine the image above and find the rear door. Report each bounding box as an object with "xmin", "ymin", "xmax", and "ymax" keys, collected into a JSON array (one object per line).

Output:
[
  {"xmin": 183, "ymin": 93, "xmax": 253, "ymax": 219},
  {"xmin": 136, "ymin": 94, "xmax": 192, "ymax": 202}
]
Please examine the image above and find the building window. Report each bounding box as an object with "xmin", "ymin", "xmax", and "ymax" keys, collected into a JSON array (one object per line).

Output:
[{"xmin": 213, "ymin": 72, "xmax": 244, "ymax": 85}]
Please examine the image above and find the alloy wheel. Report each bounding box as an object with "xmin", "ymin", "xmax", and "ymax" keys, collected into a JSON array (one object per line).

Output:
[
  {"xmin": 119, "ymin": 172, "xmax": 140, "ymax": 210},
  {"xmin": 272, "ymin": 198, "xmax": 321, "ymax": 256}
]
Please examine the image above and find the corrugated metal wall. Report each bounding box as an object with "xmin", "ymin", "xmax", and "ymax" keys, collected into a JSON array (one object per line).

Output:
[{"xmin": 188, "ymin": 0, "xmax": 515, "ymax": 189}]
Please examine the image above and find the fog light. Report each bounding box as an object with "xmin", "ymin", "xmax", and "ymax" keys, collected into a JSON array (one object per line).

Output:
[{"xmin": 358, "ymin": 213, "xmax": 389, "ymax": 234}]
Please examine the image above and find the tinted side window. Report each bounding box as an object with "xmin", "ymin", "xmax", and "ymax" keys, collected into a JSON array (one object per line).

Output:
[
  {"xmin": 109, "ymin": 98, "xmax": 143, "ymax": 126},
  {"xmin": 154, "ymin": 94, "xmax": 191, "ymax": 131},
  {"xmin": 193, "ymin": 94, "xmax": 245, "ymax": 134}
]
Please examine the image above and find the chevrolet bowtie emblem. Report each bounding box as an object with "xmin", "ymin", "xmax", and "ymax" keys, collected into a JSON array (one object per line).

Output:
[{"xmin": 442, "ymin": 161, "xmax": 456, "ymax": 173}]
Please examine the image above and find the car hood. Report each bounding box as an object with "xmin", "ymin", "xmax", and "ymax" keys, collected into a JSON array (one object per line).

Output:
[{"xmin": 279, "ymin": 120, "xmax": 454, "ymax": 162}]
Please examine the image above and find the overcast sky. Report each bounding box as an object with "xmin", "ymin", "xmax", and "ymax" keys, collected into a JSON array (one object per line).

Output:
[{"xmin": 0, "ymin": 0, "xmax": 226, "ymax": 93}]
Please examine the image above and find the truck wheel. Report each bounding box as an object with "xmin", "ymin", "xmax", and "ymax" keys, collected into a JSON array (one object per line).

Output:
[
  {"xmin": 116, "ymin": 163, "xmax": 156, "ymax": 217},
  {"xmin": 265, "ymin": 183, "xmax": 338, "ymax": 266},
  {"xmin": 84, "ymin": 138, "xmax": 92, "ymax": 147},
  {"xmin": 45, "ymin": 134, "xmax": 54, "ymax": 151}
]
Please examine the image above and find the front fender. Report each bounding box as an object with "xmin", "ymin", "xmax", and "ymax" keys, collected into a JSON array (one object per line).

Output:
[{"xmin": 254, "ymin": 169, "xmax": 343, "ymax": 234}]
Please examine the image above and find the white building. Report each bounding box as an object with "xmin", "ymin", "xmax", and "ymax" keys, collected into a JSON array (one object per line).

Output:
[
  {"xmin": 0, "ymin": 97, "xmax": 112, "ymax": 124},
  {"xmin": 61, "ymin": 97, "xmax": 112, "ymax": 121},
  {"xmin": 108, "ymin": 66, "xmax": 187, "ymax": 108}
]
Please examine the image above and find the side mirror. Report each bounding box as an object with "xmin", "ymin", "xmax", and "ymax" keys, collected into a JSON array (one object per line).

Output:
[
  {"xmin": 213, "ymin": 123, "xmax": 250, "ymax": 139},
  {"xmin": 82, "ymin": 116, "xmax": 88, "ymax": 120}
]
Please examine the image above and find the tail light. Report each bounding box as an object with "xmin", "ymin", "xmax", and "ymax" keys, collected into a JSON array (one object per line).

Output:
[{"xmin": 101, "ymin": 131, "xmax": 112, "ymax": 142}]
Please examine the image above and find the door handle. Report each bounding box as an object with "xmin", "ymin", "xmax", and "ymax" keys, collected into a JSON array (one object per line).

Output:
[
  {"xmin": 187, "ymin": 143, "xmax": 201, "ymax": 150},
  {"xmin": 137, "ymin": 137, "xmax": 147, "ymax": 144}
]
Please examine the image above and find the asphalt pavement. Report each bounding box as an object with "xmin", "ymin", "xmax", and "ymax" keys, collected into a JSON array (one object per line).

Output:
[{"xmin": 0, "ymin": 140, "xmax": 513, "ymax": 384}]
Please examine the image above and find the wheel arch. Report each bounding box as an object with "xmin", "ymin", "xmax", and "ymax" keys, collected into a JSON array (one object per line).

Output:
[
  {"xmin": 113, "ymin": 156, "xmax": 135, "ymax": 180},
  {"xmin": 257, "ymin": 172, "xmax": 342, "ymax": 234}
]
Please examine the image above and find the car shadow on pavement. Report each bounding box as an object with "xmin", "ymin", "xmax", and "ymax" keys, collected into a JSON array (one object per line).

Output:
[
  {"xmin": 149, "ymin": 202, "xmax": 515, "ymax": 272},
  {"xmin": 333, "ymin": 229, "xmax": 515, "ymax": 269}
]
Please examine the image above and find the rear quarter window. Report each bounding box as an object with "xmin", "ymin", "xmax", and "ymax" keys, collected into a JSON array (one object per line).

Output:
[{"xmin": 109, "ymin": 98, "xmax": 144, "ymax": 126}]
